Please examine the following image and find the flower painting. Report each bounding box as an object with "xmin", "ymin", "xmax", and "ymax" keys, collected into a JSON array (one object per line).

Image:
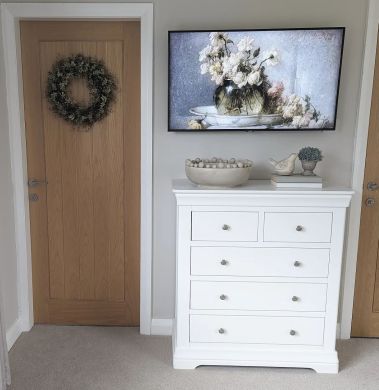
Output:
[{"xmin": 168, "ymin": 28, "xmax": 344, "ymax": 131}]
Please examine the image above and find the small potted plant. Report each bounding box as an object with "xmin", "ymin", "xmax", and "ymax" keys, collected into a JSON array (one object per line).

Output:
[{"xmin": 298, "ymin": 147, "xmax": 323, "ymax": 176}]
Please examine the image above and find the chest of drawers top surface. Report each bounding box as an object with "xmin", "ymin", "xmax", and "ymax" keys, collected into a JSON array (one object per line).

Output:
[
  {"xmin": 173, "ymin": 179, "xmax": 352, "ymax": 195},
  {"xmin": 173, "ymin": 179, "xmax": 353, "ymax": 207}
]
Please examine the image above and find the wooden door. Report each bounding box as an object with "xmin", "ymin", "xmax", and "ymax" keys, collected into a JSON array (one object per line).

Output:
[
  {"xmin": 352, "ymin": 32, "xmax": 379, "ymax": 337},
  {"xmin": 20, "ymin": 21, "xmax": 141, "ymax": 325}
]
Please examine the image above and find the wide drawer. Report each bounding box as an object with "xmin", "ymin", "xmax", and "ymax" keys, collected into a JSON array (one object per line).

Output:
[
  {"xmin": 190, "ymin": 315, "xmax": 325, "ymax": 345},
  {"xmin": 190, "ymin": 281, "xmax": 327, "ymax": 311},
  {"xmin": 192, "ymin": 211, "xmax": 259, "ymax": 242},
  {"xmin": 263, "ymin": 212, "xmax": 332, "ymax": 243},
  {"xmin": 191, "ymin": 247, "xmax": 330, "ymax": 277}
]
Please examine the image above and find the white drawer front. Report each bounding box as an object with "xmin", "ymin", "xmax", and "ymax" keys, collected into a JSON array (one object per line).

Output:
[
  {"xmin": 191, "ymin": 281, "xmax": 327, "ymax": 312},
  {"xmin": 263, "ymin": 212, "xmax": 332, "ymax": 243},
  {"xmin": 191, "ymin": 247, "xmax": 330, "ymax": 278},
  {"xmin": 190, "ymin": 315, "xmax": 325, "ymax": 345},
  {"xmin": 192, "ymin": 211, "xmax": 259, "ymax": 242}
]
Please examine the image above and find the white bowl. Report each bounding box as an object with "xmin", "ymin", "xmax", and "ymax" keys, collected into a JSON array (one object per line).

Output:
[
  {"xmin": 189, "ymin": 106, "xmax": 283, "ymax": 128},
  {"xmin": 185, "ymin": 166, "xmax": 252, "ymax": 187}
]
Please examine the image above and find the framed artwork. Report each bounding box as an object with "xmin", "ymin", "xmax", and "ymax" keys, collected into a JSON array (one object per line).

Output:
[{"xmin": 168, "ymin": 28, "xmax": 345, "ymax": 131}]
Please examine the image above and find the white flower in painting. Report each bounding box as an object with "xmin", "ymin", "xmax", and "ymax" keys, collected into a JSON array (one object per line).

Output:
[
  {"xmin": 247, "ymin": 71, "xmax": 262, "ymax": 86},
  {"xmin": 200, "ymin": 63, "xmax": 209, "ymax": 74},
  {"xmin": 282, "ymin": 105, "xmax": 296, "ymax": 119},
  {"xmin": 299, "ymin": 112, "xmax": 313, "ymax": 127},
  {"xmin": 222, "ymin": 52, "xmax": 242, "ymax": 75},
  {"xmin": 264, "ymin": 49, "xmax": 280, "ymax": 66},
  {"xmin": 310, "ymin": 116, "xmax": 328, "ymax": 128},
  {"xmin": 199, "ymin": 45, "xmax": 214, "ymax": 62},
  {"xmin": 232, "ymin": 71, "xmax": 248, "ymax": 88},
  {"xmin": 208, "ymin": 61, "xmax": 223, "ymax": 76},
  {"xmin": 209, "ymin": 32, "xmax": 229, "ymax": 48},
  {"xmin": 237, "ymin": 37, "xmax": 254, "ymax": 52},
  {"xmin": 291, "ymin": 115, "xmax": 302, "ymax": 127}
]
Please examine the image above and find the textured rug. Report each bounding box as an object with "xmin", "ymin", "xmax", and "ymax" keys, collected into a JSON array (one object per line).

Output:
[{"xmin": 7, "ymin": 326, "xmax": 379, "ymax": 390}]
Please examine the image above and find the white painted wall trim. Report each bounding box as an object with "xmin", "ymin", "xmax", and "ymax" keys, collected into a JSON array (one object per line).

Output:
[
  {"xmin": 6, "ymin": 318, "xmax": 22, "ymax": 351},
  {"xmin": 0, "ymin": 2, "xmax": 154, "ymax": 337},
  {"xmin": 340, "ymin": 0, "xmax": 379, "ymax": 339},
  {"xmin": 151, "ymin": 319, "xmax": 173, "ymax": 336}
]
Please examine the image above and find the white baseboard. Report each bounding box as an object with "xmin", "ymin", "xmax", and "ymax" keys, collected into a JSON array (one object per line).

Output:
[
  {"xmin": 6, "ymin": 318, "xmax": 22, "ymax": 350},
  {"xmin": 151, "ymin": 318, "xmax": 173, "ymax": 336}
]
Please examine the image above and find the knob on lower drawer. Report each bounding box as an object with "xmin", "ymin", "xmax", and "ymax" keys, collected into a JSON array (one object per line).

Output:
[
  {"xmin": 219, "ymin": 294, "xmax": 227, "ymax": 300},
  {"xmin": 290, "ymin": 329, "xmax": 296, "ymax": 336},
  {"xmin": 218, "ymin": 328, "xmax": 225, "ymax": 334}
]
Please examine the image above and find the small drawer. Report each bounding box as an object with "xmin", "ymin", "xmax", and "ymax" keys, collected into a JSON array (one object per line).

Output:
[
  {"xmin": 264, "ymin": 212, "xmax": 332, "ymax": 243},
  {"xmin": 192, "ymin": 211, "xmax": 259, "ymax": 242},
  {"xmin": 191, "ymin": 247, "xmax": 330, "ymax": 278},
  {"xmin": 190, "ymin": 281, "xmax": 327, "ymax": 312},
  {"xmin": 190, "ymin": 315, "xmax": 325, "ymax": 345}
]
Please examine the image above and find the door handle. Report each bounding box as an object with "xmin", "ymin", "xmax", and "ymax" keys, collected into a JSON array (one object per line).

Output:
[
  {"xmin": 365, "ymin": 197, "xmax": 376, "ymax": 207},
  {"xmin": 28, "ymin": 178, "xmax": 48, "ymax": 187},
  {"xmin": 367, "ymin": 182, "xmax": 379, "ymax": 191}
]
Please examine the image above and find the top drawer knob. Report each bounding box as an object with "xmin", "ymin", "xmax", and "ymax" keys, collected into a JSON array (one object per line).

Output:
[
  {"xmin": 220, "ymin": 259, "xmax": 228, "ymax": 266},
  {"xmin": 222, "ymin": 224, "xmax": 231, "ymax": 231},
  {"xmin": 292, "ymin": 296, "xmax": 299, "ymax": 302},
  {"xmin": 219, "ymin": 294, "xmax": 227, "ymax": 300},
  {"xmin": 290, "ymin": 329, "xmax": 296, "ymax": 336},
  {"xmin": 296, "ymin": 225, "xmax": 303, "ymax": 232},
  {"xmin": 293, "ymin": 261, "xmax": 301, "ymax": 267}
]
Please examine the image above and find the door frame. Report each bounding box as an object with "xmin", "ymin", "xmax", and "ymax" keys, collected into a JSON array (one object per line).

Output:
[
  {"xmin": 0, "ymin": 3, "xmax": 153, "ymax": 334},
  {"xmin": 340, "ymin": 0, "xmax": 379, "ymax": 338}
]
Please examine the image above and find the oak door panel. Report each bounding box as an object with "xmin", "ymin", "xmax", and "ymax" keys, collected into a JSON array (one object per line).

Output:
[
  {"xmin": 20, "ymin": 21, "xmax": 140, "ymax": 325},
  {"xmin": 352, "ymin": 31, "xmax": 379, "ymax": 337}
]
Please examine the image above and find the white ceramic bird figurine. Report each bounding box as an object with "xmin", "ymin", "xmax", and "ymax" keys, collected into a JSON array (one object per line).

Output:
[{"xmin": 269, "ymin": 153, "xmax": 298, "ymax": 176}]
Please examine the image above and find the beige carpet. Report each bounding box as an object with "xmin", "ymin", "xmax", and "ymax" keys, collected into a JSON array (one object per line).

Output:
[{"xmin": 7, "ymin": 326, "xmax": 379, "ymax": 390}]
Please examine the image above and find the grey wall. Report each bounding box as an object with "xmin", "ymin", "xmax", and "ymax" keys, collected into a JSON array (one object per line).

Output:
[
  {"xmin": 0, "ymin": 0, "xmax": 368, "ymax": 325},
  {"xmin": 0, "ymin": 16, "xmax": 19, "ymax": 330},
  {"xmin": 153, "ymin": 0, "xmax": 367, "ymax": 319}
]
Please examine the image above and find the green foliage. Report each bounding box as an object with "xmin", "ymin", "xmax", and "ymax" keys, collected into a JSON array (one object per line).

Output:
[
  {"xmin": 298, "ymin": 147, "xmax": 323, "ymax": 162},
  {"xmin": 46, "ymin": 54, "xmax": 117, "ymax": 128}
]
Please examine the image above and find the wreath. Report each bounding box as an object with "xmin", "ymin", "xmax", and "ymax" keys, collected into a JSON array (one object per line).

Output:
[{"xmin": 46, "ymin": 54, "xmax": 117, "ymax": 128}]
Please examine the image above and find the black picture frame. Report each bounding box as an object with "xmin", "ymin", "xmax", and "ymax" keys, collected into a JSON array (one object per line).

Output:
[{"xmin": 168, "ymin": 27, "xmax": 345, "ymax": 132}]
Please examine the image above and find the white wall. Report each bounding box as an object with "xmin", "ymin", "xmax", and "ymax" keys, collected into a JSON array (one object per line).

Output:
[
  {"xmin": 0, "ymin": 18, "xmax": 19, "ymax": 332},
  {"xmin": 0, "ymin": 0, "xmax": 368, "ymax": 325}
]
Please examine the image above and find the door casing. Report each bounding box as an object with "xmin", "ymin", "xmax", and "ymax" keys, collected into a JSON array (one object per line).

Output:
[
  {"xmin": 339, "ymin": 0, "xmax": 379, "ymax": 339},
  {"xmin": 1, "ymin": 3, "xmax": 153, "ymax": 336}
]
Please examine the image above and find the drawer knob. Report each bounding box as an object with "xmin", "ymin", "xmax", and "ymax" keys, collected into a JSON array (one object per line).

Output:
[
  {"xmin": 292, "ymin": 296, "xmax": 299, "ymax": 302},
  {"xmin": 218, "ymin": 328, "xmax": 225, "ymax": 334},
  {"xmin": 222, "ymin": 224, "xmax": 231, "ymax": 231},
  {"xmin": 293, "ymin": 261, "xmax": 301, "ymax": 267},
  {"xmin": 220, "ymin": 259, "xmax": 228, "ymax": 266},
  {"xmin": 219, "ymin": 294, "xmax": 227, "ymax": 300},
  {"xmin": 296, "ymin": 225, "xmax": 303, "ymax": 232},
  {"xmin": 290, "ymin": 329, "xmax": 296, "ymax": 336}
]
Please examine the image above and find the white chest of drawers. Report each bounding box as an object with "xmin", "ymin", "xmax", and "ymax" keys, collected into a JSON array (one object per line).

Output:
[{"xmin": 172, "ymin": 179, "xmax": 353, "ymax": 373}]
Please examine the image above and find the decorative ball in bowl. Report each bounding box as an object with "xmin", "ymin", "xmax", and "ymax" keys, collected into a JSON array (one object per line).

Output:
[{"xmin": 185, "ymin": 157, "xmax": 253, "ymax": 188}]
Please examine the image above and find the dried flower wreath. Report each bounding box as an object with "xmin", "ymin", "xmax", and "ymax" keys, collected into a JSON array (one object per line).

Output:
[{"xmin": 46, "ymin": 54, "xmax": 116, "ymax": 128}]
